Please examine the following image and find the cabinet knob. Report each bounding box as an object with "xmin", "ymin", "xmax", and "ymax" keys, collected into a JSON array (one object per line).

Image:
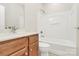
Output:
[
  {"xmin": 30, "ymin": 49, "xmax": 33, "ymax": 51},
  {"xmin": 25, "ymin": 52, "xmax": 28, "ymax": 55}
]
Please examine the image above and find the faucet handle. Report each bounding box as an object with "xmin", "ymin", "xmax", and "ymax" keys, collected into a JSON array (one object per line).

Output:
[{"xmin": 12, "ymin": 26, "xmax": 18, "ymax": 30}]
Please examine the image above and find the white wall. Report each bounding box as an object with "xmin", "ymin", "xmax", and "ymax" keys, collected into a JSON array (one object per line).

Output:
[
  {"xmin": 43, "ymin": 3, "xmax": 73, "ymax": 14},
  {"xmin": 37, "ymin": 4, "xmax": 76, "ymax": 47},
  {"xmin": 24, "ymin": 3, "xmax": 41, "ymax": 32}
]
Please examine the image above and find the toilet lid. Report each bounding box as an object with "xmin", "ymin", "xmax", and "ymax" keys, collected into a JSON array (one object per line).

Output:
[{"xmin": 39, "ymin": 42, "xmax": 50, "ymax": 47}]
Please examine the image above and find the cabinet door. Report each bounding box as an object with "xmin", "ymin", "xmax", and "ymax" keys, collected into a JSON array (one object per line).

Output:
[
  {"xmin": 24, "ymin": 47, "xmax": 28, "ymax": 56},
  {"xmin": 10, "ymin": 48, "xmax": 26, "ymax": 56},
  {"xmin": 29, "ymin": 42, "xmax": 39, "ymax": 56},
  {"xmin": 29, "ymin": 34, "xmax": 38, "ymax": 44},
  {"xmin": 10, "ymin": 37, "xmax": 29, "ymax": 56},
  {"xmin": 0, "ymin": 37, "xmax": 26, "ymax": 56}
]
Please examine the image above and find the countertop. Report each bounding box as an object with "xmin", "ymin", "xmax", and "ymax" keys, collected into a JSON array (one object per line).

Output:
[{"xmin": 0, "ymin": 32, "xmax": 38, "ymax": 42}]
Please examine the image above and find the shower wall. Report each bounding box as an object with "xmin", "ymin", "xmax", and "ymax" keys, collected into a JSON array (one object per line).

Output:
[{"xmin": 37, "ymin": 4, "xmax": 77, "ymax": 47}]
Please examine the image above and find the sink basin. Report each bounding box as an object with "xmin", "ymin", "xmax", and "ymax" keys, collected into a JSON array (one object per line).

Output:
[
  {"xmin": 0, "ymin": 29, "xmax": 36, "ymax": 42},
  {"xmin": 0, "ymin": 29, "xmax": 27, "ymax": 40},
  {"xmin": 0, "ymin": 32, "xmax": 26, "ymax": 42},
  {"xmin": 0, "ymin": 33, "xmax": 10, "ymax": 36}
]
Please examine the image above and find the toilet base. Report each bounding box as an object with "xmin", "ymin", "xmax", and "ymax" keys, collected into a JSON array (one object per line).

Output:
[{"xmin": 39, "ymin": 41, "xmax": 50, "ymax": 56}]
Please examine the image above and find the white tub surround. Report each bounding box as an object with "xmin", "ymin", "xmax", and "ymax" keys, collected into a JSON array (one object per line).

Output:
[{"xmin": 37, "ymin": 4, "xmax": 76, "ymax": 48}]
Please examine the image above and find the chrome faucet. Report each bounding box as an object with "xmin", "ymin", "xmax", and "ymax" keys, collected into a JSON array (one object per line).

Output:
[{"xmin": 11, "ymin": 26, "xmax": 17, "ymax": 33}]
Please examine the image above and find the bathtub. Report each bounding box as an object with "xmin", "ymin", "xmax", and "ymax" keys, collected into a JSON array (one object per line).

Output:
[{"xmin": 39, "ymin": 38, "xmax": 76, "ymax": 56}]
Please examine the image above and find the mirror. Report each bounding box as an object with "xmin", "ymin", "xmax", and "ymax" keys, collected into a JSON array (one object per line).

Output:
[
  {"xmin": 0, "ymin": 5, "xmax": 5, "ymax": 32},
  {"xmin": 0, "ymin": 3, "xmax": 25, "ymax": 31}
]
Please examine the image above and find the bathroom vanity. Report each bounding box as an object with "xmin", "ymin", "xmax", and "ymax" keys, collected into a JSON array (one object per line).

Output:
[
  {"xmin": 0, "ymin": 4, "xmax": 39, "ymax": 56},
  {"xmin": 0, "ymin": 33, "xmax": 39, "ymax": 56}
]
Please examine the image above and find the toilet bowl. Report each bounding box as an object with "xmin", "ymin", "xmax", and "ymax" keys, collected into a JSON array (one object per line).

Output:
[
  {"xmin": 39, "ymin": 41, "xmax": 50, "ymax": 56},
  {"xmin": 39, "ymin": 41, "xmax": 50, "ymax": 49}
]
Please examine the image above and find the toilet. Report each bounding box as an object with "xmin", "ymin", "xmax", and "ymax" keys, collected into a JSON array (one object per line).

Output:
[
  {"xmin": 39, "ymin": 31, "xmax": 50, "ymax": 56},
  {"xmin": 39, "ymin": 41, "xmax": 50, "ymax": 56}
]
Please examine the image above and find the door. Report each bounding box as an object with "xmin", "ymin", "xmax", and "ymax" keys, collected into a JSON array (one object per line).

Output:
[{"xmin": 29, "ymin": 42, "xmax": 38, "ymax": 56}]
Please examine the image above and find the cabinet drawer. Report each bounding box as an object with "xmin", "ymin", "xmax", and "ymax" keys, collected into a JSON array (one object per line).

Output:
[
  {"xmin": 10, "ymin": 48, "xmax": 26, "ymax": 56},
  {"xmin": 29, "ymin": 42, "xmax": 39, "ymax": 56},
  {"xmin": 0, "ymin": 37, "xmax": 28, "ymax": 56},
  {"xmin": 29, "ymin": 34, "xmax": 38, "ymax": 44}
]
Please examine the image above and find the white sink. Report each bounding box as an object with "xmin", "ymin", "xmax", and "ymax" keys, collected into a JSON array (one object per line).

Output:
[
  {"xmin": 0, "ymin": 29, "xmax": 37, "ymax": 42},
  {"xmin": 0, "ymin": 30, "xmax": 26, "ymax": 41}
]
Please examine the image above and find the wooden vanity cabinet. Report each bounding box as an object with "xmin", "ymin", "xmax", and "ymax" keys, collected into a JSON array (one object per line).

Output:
[
  {"xmin": 29, "ymin": 42, "xmax": 38, "ymax": 56},
  {"xmin": 0, "ymin": 37, "xmax": 28, "ymax": 56},
  {"xmin": 11, "ymin": 48, "xmax": 26, "ymax": 56},
  {"xmin": 28, "ymin": 34, "xmax": 39, "ymax": 56},
  {"xmin": 10, "ymin": 37, "xmax": 29, "ymax": 56},
  {"xmin": 0, "ymin": 34, "xmax": 39, "ymax": 56}
]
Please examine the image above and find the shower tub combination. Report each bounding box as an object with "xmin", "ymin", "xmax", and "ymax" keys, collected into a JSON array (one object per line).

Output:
[{"xmin": 37, "ymin": 4, "xmax": 77, "ymax": 56}]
